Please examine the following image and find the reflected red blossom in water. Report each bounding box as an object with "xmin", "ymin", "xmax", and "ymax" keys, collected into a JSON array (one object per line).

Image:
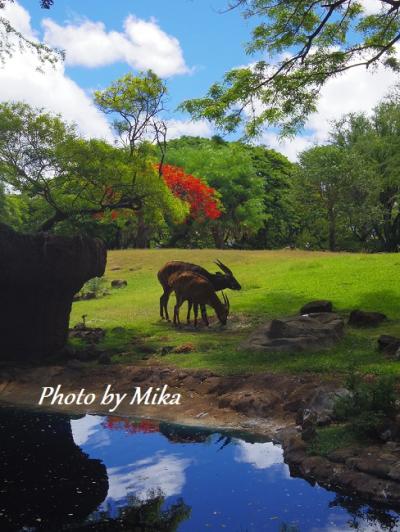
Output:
[{"xmin": 103, "ymin": 417, "xmax": 159, "ymax": 434}]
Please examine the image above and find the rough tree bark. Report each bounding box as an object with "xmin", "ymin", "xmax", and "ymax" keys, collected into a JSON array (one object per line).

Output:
[{"xmin": 0, "ymin": 223, "xmax": 107, "ymax": 360}]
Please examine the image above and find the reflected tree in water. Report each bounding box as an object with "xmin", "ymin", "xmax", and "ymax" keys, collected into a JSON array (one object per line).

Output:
[
  {"xmin": 329, "ymin": 494, "xmax": 400, "ymax": 531},
  {"xmin": 77, "ymin": 491, "xmax": 191, "ymax": 531}
]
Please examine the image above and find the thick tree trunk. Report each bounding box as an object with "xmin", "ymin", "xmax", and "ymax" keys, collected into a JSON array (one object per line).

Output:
[
  {"xmin": 212, "ymin": 226, "xmax": 225, "ymax": 249},
  {"xmin": 0, "ymin": 224, "xmax": 106, "ymax": 360},
  {"xmin": 135, "ymin": 210, "xmax": 150, "ymax": 248},
  {"xmin": 327, "ymin": 206, "xmax": 336, "ymax": 251}
]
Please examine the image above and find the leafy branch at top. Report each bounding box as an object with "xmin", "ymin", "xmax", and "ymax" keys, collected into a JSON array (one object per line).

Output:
[
  {"xmin": 180, "ymin": 0, "xmax": 400, "ymax": 137},
  {"xmin": 0, "ymin": 0, "xmax": 62, "ymax": 66}
]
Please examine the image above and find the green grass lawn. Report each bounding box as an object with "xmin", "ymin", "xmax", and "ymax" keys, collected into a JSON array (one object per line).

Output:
[{"xmin": 70, "ymin": 249, "xmax": 400, "ymax": 376}]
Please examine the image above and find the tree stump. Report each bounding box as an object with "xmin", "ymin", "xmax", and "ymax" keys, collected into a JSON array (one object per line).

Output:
[{"xmin": 0, "ymin": 224, "xmax": 106, "ymax": 360}]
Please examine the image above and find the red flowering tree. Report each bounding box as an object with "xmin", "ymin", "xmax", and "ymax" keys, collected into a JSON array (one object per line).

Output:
[{"xmin": 158, "ymin": 164, "xmax": 221, "ymax": 222}]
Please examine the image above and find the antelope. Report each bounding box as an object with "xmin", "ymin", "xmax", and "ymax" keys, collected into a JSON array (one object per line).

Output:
[
  {"xmin": 157, "ymin": 260, "xmax": 240, "ymax": 322},
  {"xmin": 169, "ymin": 271, "xmax": 230, "ymax": 327}
]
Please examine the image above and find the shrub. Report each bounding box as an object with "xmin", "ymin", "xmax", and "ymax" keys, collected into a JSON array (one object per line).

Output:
[
  {"xmin": 80, "ymin": 276, "xmax": 108, "ymax": 298},
  {"xmin": 333, "ymin": 373, "xmax": 397, "ymax": 439}
]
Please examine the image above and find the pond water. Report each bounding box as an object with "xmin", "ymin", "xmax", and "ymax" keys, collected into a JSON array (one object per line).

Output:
[{"xmin": 1, "ymin": 407, "xmax": 400, "ymax": 531}]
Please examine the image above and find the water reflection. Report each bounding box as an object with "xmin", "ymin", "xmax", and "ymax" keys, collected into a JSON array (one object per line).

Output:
[
  {"xmin": 106, "ymin": 454, "xmax": 191, "ymax": 501},
  {"xmin": 1, "ymin": 408, "xmax": 400, "ymax": 531},
  {"xmin": 0, "ymin": 408, "xmax": 108, "ymax": 531}
]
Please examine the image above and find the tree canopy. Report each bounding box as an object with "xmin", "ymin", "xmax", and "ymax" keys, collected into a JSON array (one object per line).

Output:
[
  {"xmin": 0, "ymin": 101, "xmax": 186, "ymax": 236},
  {"xmin": 165, "ymin": 136, "xmax": 292, "ymax": 248},
  {"xmin": 181, "ymin": 0, "xmax": 400, "ymax": 136}
]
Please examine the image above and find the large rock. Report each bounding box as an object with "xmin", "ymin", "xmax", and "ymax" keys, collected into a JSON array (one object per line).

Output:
[
  {"xmin": 111, "ymin": 279, "xmax": 127, "ymax": 288},
  {"xmin": 241, "ymin": 312, "xmax": 344, "ymax": 353},
  {"xmin": 378, "ymin": 335, "xmax": 400, "ymax": 354},
  {"xmin": 0, "ymin": 223, "xmax": 106, "ymax": 359},
  {"xmin": 300, "ymin": 388, "xmax": 352, "ymax": 426},
  {"xmin": 300, "ymin": 300, "xmax": 333, "ymax": 314},
  {"xmin": 349, "ymin": 309, "xmax": 387, "ymax": 327}
]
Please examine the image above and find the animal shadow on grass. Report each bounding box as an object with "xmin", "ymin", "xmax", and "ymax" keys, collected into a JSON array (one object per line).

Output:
[
  {"xmin": 246, "ymin": 291, "xmax": 311, "ymax": 318},
  {"xmin": 348, "ymin": 290, "xmax": 400, "ymax": 319}
]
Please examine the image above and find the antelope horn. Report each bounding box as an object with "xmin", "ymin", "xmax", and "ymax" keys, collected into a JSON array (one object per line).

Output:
[
  {"xmin": 214, "ymin": 259, "xmax": 233, "ymax": 276},
  {"xmin": 222, "ymin": 291, "xmax": 230, "ymax": 314}
]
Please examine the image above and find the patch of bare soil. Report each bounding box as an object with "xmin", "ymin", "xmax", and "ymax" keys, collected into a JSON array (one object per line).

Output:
[{"xmin": 0, "ymin": 364, "xmax": 327, "ymax": 435}]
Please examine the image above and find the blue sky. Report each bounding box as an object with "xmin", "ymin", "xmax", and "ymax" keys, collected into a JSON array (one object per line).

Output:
[
  {"xmin": 19, "ymin": 0, "xmax": 255, "ymax": 118},
  {"xmin": 1, "ymin": 0, "xmax": 399, "ymax": 160}
]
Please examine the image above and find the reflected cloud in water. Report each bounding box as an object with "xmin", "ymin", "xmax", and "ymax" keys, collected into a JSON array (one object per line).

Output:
[
  {"xmin": 234, "ymin": 440, "xmax": 284, "ymax": 470},
  {"xmin": 4, "ymin": 410, "xmax": 393, "ymax": 532},
  {"xmin": 106, "ymin": 452, "xmax": 191, "ymax": 502},
  {"xmin": 71, "ymin": 415, "xmax": 111, "ymax": 449}
]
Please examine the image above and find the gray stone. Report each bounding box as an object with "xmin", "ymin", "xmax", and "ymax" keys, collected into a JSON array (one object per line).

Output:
[
  {"xmin": 349, "ymin": 309, "xmax": 387, "ymax": 327},
  {"xmin": 307, "ymin": 388, "xmax": 352, "ymax": 425},
  {"xmin": 81, "ymin": 291, "xmax": 96, "ymax": 300},
  {"xmin": 378, "ymin": 335, "xmax": 400, "ymax": 354},
  {"xmin": 241, "ymin": 312, "xmax": 344, "ymax": 353},
  {"xmin": 300, "ymin": 300, "xmax": 333, "ymax": 314},
  {"xmin": 111, "ymin": 279, "xmax": 127, "ymax": 288},
  {"xmin": 160, "ymin": 345, "xmax": 174, "ymax": 356}
]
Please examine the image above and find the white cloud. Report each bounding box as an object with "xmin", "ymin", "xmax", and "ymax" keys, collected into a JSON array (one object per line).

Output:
[
  {"xmin": 261, "ymin": 132, "xmax": 314, "ymax": 162},
  {"xmin": 0, "ymin": 2, "xmax": 211, "ymax": 143},
  {"xmin": 43, "ymin": 15, "xmax": 189, "ymax": 77},
  {"xmin": 359, "ymin": 0, "xmax": 382, "ymax": 15},
  {"xmin": 0, "ymin": 2, "xmax": 113, "ymax": 140},
  {"xmin": 105, "ymin": 453, "xmax": 191, "ymax": 502},
  {"xmin": 234, "ymin": 441, "xmax": 284, "ymax": 470},
  {"xmin": 166, "ymin": 118, "xmax": 214, "ymax": 139},
  {"xmin": 1, "ymin": 0, "xmax": 35, "ymax": 37}
]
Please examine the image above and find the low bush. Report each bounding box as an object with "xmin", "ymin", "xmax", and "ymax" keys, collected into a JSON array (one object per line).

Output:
[
  {"xmin": 80, "ymin": 276, "xmax": 108, "ymax": 299},
  {"xmin": 334, "ymin": 373, "xmax": 397, "ymax": 438}
]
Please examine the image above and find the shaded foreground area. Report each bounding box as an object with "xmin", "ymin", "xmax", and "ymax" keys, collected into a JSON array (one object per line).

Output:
[
  {"xmin": 1, "ymin": 405, "xmax": 400, "ymax": 532},
  {"xmin": 1, "ymin": 364, "xmax": 400, "ymax": 512}
]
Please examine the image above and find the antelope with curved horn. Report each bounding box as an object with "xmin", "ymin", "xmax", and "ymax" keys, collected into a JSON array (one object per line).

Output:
[
  {"xmin": 169, "ymin": 271, "xmax": 230, "ymax": 327},
  {"xmin": 157, "ymin": 259, "xmax": 240, "ymax": 322}
]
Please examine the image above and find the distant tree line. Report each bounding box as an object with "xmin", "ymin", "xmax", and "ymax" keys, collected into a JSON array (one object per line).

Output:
[{"xmin": 1, "ymin": 70, "xmax": 400, "ymax": 252}]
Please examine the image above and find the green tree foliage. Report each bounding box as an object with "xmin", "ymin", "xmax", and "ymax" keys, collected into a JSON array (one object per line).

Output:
[
  {"xmin": 0, "ymin": 101, "xmax": 186, "ymax": 236},
  {"xmin": 0, "ymin": 193, "xmax": 32, "ymax": 230},
  {"xmin": 332, "ymin": 94, "xmax": 400, "ymax": 251},
  {"xmin": 93, "ymin": 71, "xmax": 181, "ymax": 247},
  {"xmin": 94, "ymin": 71, "xmax": 167, "ymax": 158},
  {"xmin": 294, "ymin": 90, "xmax": 400, "ymax": 251},
  {"xmin": 165, "ymin": 136, "xmax": 293, "ymax": 248},
  {"xmin": 181, "ymin": 0, "xmax": 400, "ymax": 136},
  {"xmin": 295, "ymin": 145, "xmax": 349, "ymax": 251},
  {"xmin": 246, "ymin": 146, "xmax": 298, "ymax": 248}
]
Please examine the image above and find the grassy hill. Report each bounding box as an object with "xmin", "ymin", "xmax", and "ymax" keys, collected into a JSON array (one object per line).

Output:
[{"xmin": 70, "ymin": 249, "xmax": 400, "ymax": 376}]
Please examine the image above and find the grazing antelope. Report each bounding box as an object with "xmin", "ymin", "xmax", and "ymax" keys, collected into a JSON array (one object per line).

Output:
[
  {"xmin": 169, "ymin": 271, "xmax": 230, "ymax": 326},
  {"xmin": 157, "ymin": 260, "xmax": 240, "ymax": 322}
]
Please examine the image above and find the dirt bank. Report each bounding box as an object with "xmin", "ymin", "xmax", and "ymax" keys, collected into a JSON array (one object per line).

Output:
[
  {"xmin": 1, "ymin": 363, "xmax": 399, "ymax": 510},
  {"xmin": 0, "ymin": 363, "xmax": 336, "ymax": 436}
]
